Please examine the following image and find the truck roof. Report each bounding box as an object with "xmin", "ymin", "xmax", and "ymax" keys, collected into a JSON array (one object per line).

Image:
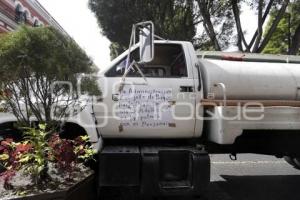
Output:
[{"xmin": 197, "ymin": 51, "xmax": 300, "ymax": 64}]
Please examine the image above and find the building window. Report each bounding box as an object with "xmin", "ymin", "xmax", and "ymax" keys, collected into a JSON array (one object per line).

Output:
[
  {"xmin": 15, "ymin": 4, "xmax": 24, "ymax": 24},
  {"xmin": 23, "ymin": 11, "xmax": 28, "ymax": 23},
  {"xmin": 33, "ymin": 19, "xmax": 39, "ymax": 27}
]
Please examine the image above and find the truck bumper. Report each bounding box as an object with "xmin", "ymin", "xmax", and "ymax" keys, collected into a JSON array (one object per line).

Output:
[{"xmin": 99, "ymin": 146, "xmax": 210, "ymax": 196}]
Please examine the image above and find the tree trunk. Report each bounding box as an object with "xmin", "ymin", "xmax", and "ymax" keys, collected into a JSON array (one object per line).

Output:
[
  {"xmin": 237, "ymin": 35, "xmax": 243, "ymax": 51},
  {"xmin": 231, "ymin": 0, "xmax": 249, "ymax": 52},
  {"xmin": 197, "ymin": 0, "xmax": 221, "ymax": 51},
  {"xmin": 252, "ymin": 0, "xmax": 263, "ymax": 52},
  {"xmin": 249, "ymin": 0, "xmax": 274, "ymax": 49},
  {"xmin": 289, "ymin": 24, "xmax": 300, "ymax": 55},
  {"xmin": 256, "ymin": 0, "xmax": 289, "ymax": 53}
]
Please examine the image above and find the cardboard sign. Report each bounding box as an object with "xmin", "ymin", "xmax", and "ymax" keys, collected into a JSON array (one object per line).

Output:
[{"xmin": 117, "ymin": 85, "xmax": 173, "ymax": 128}]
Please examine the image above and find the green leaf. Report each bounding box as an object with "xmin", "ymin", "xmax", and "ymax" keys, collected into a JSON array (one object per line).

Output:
[
  {"xmin": 0, "ymin": 154, "xmax": 9, "ymax": 161},
  {"xmin": 38, "ymin": 124, "xmax": 46, "ymax": 131},
  {"xmin": 35, "ymin": 156, "xmax": 44, "ymax": 165},
  {"xmin": 37, "ymin": 165, "xmax": 44, "ymax": 173},
  {"xmin": 80, "ymin": 135, "xmax": 89, "ymax": 142},
  {"xmin": 19, "ymin": 155, "xmax": 30, "ymax": 163}
]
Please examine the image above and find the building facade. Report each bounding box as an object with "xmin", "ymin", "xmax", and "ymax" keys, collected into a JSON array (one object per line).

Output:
[{"xmin": 0, "ymin": 0, "xmax": 66, "ymax": 34}]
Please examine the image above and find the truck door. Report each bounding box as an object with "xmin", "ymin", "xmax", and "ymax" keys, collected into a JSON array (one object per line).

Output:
[{"xmin": 97, "ymin": 43, "xmax": 196, "ymax": 138}]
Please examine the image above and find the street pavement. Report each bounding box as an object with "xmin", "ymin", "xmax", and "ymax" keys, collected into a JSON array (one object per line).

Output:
[
  {"xmin": 100, "ymin": 154, "xmax": 300, "ymax": 200},
  {"xmin": 201, "ymin": 154, "xmax": 300, "ymax": 200}
]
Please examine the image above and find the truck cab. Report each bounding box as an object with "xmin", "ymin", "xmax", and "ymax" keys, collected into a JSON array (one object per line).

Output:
[
  {"xmin": 94, "ymin": 23, "xmax": 210, "ymax": 195},
  {"xmin": 95, "ymin": 41, "xmax": 204, "ymax": 139}
]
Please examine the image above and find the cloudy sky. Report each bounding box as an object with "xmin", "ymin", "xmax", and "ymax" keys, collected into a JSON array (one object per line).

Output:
[
  {"xmin": 38, "ymin": 0, "xmax": 111, "ymax": 69},
  {"xmin": 38, "ymin": 0, "xmax": 257, "ymax": 69}
]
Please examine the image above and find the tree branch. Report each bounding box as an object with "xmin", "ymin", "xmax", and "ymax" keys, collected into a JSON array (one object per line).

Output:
[
  {"xmin": 7, "ymin": 83, "xmax": 28, "ymax": 124},
  {"xmin": 289, "ymin": 23, "xmax": 300, "ymax": 55},
  {"xmin": 256, "ymin": 0, "xmax": 290, "ymax": 53},
  {"xmin": 193, "ymin": 19, "xmax": 204, "ymax": 26},
  {"xmin": 249, "ymin": 0, "xmax": 274, "ymax": 49},
  {"xmin": 231, "ymin": 0, "xmax": 250, "ymax": 52},
  {"xmin": 197, "ymin": 0, "xmax": 221, "ymax": 51},
  {"xmin": 252, "ymin": 0, "xmax": 263, "ymax": 52}
]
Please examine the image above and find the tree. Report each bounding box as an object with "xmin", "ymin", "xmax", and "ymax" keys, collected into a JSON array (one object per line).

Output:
[
  {"xmin": 194, "ymin": 0, "xmax": 235, "ymax": 51},
  {"xmin": 90, "ymin": 0, "xmax": 296, "ymax": 54},
  {"xmin": 230, "ymin": 0, "xmax": 290, "ymax": 52},
  {"xmin": 89, "ymin": 0, "xmax": 197, "ymax": 58},
  {"xmin": 109, "ymin": 42, "xmax": 126, "ymax": 60},
  {"xmin": 263, "ymin": 0, "xmax": 300, "ymax": 55},
  {"xmin": 0, "ymin": 26, "xmax": 100, "ymax": 126},
  {"xmin": 290, "ymin": 24, "xmax": 300, "ymax": 54},
  {"xmin": 195, "ymin": 0, "xmax": 292, "ymax": 52}
]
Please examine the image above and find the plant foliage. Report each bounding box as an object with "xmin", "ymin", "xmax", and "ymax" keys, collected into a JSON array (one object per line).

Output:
[
  {"xmin": 263, "ymin": 0, "xmax": 300, "ymax": 55},
  {"xmin": 0, "ymin": 26, "xmax": 101, "ymax": 125},
  {"xmin": 0, "ymin": 124, "xmax": 96, "ymax": 195},
  {"xmin": 89, "ymin": 0, "xmax": 300, "ymax": 54},
  {"xmin": 89, "ymin": 0, "xmax": 197, "ymax": 58}
]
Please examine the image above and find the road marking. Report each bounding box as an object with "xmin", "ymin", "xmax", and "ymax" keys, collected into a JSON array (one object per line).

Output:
[{"xmin": 212, "ymin": 161, "xmax": 286, "ymax": 164}]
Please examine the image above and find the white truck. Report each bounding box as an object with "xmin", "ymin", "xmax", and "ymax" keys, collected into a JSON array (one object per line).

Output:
[
  {"xmin": 91, "ymin": 22, "xmax": 300, "ymax": 196},
  {"xmin": 2, "ymin": 22, "xmax": 300, "ymax": 196}
]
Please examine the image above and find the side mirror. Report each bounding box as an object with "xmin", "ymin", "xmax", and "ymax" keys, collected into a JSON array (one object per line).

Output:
[{"xmin": 138, "ymin": 21, "xmax": 154, "ymax": 63}]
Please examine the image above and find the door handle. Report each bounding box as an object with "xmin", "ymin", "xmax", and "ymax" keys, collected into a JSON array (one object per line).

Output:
[
  {"xmin": 180, "ymin": 86, "xmax": 194, "ymax": 92},
  {"xmin": 112, "ymin": 93, "xmax": 119, "ymax": 101}
]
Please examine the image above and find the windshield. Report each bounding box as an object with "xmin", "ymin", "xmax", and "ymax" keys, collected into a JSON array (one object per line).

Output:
[{"xmin": 105, "ymin": 44, "xmax": 187, "ymax": 78}]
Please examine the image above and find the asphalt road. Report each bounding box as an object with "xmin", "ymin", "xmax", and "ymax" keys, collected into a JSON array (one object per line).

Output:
[
  {"xmin": 201, "ymin": 154, "xmax": 300, "ymax": 200},
  {"xmin": 100, "ymin": 154, "xmax": 300, "ymax": 200}
]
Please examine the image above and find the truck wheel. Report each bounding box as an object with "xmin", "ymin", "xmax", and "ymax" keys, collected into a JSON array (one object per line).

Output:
[
  {"xmin": 284, "ymin": 156, "xmax": 300, "ymax": 169},
  {"xmin": 293, "ymin": 158, "xmax": 300, "ymax": 169},
  {"xmin": 284, "ymin": 156, "xmax": 297, "ymax": 167},
  {"xmin": 59, "ymin": 122, "xmax": 87, "ymax": 140}
]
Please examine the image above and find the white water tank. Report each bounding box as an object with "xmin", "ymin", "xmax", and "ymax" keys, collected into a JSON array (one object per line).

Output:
[{"xmin": 199, "ymin": 54, "xmax": 300, "ymax": 100}]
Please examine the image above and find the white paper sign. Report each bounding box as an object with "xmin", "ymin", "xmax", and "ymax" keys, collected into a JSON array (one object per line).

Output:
[{"xmin": 117, "ymin": 85, "xmax": 173, "ymax": 128}]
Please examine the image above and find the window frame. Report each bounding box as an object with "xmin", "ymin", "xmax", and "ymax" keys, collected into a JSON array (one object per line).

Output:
[
  {"xmin": 15, "ymin": 4, "xmax": 23, "ymax": 24},
  {"xmin": 105, "ymin": 43, "xmax": 189, "ymax": 78}
]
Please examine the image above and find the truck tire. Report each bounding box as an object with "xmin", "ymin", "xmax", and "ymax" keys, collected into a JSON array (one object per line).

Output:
[
  {"xmin": 284, "ymin": 156, "xmax": 300, "ymax": 169},
  {"xmin": 284, "ymin": 156, "xmax": 297, "ymax": 167},
  {"xmin": 293, "ymin": 158, "xmax": 300, "ymax": 169}
]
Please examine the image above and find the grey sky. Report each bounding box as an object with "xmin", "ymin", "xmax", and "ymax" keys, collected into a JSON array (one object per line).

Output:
[
  {"xmin": 38, "ymin": 0, "xmax": 258, "ymax": 68},
  {"xmin": 38, "ymin": 0, "xmax": 111, "ymax": 69}
]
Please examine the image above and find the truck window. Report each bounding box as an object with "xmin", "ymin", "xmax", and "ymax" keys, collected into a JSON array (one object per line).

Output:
[{"xmin": 105, "ymin": 44, "xmax": 188, "ymax": 78}]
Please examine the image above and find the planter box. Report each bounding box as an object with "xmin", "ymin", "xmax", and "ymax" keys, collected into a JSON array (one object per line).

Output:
[{"xmin": 8, "ymin": 173, "xmax": 95, "ymax": 200}]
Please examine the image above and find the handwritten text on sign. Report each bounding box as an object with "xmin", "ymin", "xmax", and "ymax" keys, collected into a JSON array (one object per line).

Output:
[{"xmin": 117, "ymin": 85, "xmax": 174, "ymax": 128}]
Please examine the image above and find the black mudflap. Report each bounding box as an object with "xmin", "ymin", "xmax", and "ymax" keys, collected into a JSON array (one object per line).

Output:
[
  {"xmin": 99, "ymin": 146, "xmax": 140, "ymax": 186},
  {"xmin": 140, "ymin": 147, "xmax": 210, "ymax": 196},
  {"xmin": 98, "ymin": 146, "xmax": 210, "ymax": 196}
]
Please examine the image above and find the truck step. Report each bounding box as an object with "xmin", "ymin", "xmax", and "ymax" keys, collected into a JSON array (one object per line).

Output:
[
  {"xmin": 141, "ymin": 146, "xmax": 210, "ymax": 196},
  {"xmin": 160, "ymin": 180, "xmax": 191, "ymax": 189}
]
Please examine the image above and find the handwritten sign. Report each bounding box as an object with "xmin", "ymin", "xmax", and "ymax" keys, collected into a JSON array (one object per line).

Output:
[{"xmin": 117, "ymin": 85, "xmax": 174, "ymax": 128}]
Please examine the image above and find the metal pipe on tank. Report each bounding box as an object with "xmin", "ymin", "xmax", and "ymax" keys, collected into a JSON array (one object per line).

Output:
[
  {"xmin": 197, "ymin": 51, "xmax": 300, "ymax": 64},
  {"xmin": 213, "ymin": 83, "xmax": 226, "ymax": 107}
]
